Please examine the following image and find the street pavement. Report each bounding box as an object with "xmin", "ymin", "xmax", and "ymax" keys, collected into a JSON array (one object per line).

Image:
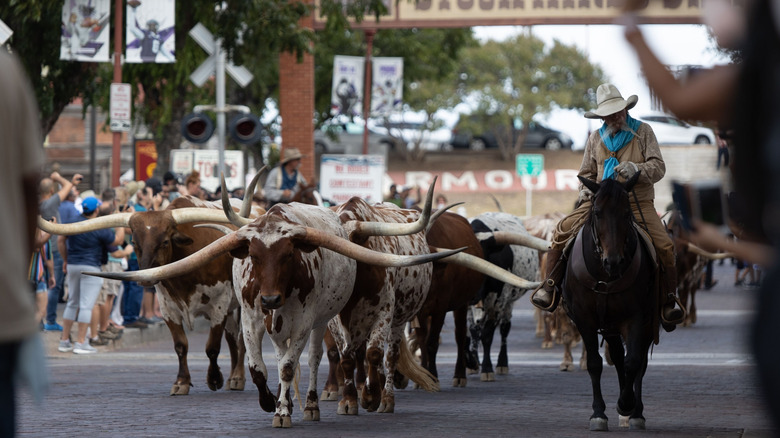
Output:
[{"xmin": 17, "ymin": 261, "xmax": 776, "ymax": 437}]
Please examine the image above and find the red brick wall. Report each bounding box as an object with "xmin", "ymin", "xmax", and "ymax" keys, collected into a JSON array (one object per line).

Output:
[{"xmin": 279, "ymin": 2, "xmax": 315, "ymax": 181}]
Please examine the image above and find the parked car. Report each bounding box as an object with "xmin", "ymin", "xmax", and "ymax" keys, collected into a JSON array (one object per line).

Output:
[
  {"xmin": 314, "ymin": 119, "xmax": 397, "ymax": 155},
  {"xmin": 374, "ymin": 120, "xmax": 453, "ymax": 151},
  {"xmin": 450, "ymin": 115, "xmax": 574, "ymax": 151},
  {"xmin": 636, "ymin": 112, "xmax": 715, "ymax": 145}
]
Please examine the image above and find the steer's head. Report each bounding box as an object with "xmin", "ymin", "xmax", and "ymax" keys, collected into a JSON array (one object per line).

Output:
[
  {"xmin": 129, "ymin": 211, "xmax": 193, "ymax": 272},
  {"xmin": 229, "ymin": 210, "xmax": 317, "ymax": 311}
]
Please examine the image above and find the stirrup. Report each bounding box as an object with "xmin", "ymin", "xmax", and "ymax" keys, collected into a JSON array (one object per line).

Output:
[
  {"xmin": 530, "ymin": 280, "xmax": 558, "ymax": 312},
  {"xmin": 660, "ymin": 294, "xmax": 686, "ymax": 325}
]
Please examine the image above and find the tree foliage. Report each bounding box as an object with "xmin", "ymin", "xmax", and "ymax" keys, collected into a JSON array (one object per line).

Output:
[
  {"xmin": 455, "ymin": 34, "xmax": 607, "ymax": 159},
  {"xmin": 1, "ymin": 0, "xmax": 392, "ymax": 176}
]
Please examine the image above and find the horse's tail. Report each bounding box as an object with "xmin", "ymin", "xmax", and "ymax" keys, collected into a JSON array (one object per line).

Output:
[{"xmin": 397, "ymin": 336, "xmax": 440, "ymax": 392}]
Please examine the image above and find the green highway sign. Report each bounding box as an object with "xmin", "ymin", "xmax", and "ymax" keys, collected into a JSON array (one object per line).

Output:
[{"xmin": 516, "ymin": 154, "xmax": 544, "ymax": 177}]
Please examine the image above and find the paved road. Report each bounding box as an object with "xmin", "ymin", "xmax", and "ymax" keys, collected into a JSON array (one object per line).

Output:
[{"xmin": 17, "ymin": 262, "xmax": 776, "ymax": 437}]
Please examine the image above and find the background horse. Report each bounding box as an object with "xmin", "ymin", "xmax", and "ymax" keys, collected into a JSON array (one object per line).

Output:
[{"xmin": 562, "ymin": 173, "xmax": 658, "ymax": 431}]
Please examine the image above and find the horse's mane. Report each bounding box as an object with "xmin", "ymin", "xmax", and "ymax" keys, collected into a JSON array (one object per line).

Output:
[{"xmin": 594, "ymin": 178, "xmax": 626, "ymax": 202}]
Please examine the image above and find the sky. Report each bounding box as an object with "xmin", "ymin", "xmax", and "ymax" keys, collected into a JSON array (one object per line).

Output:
[{"xmin": 468, "ymin": 24, "xmax": 732, "ymax": 149}]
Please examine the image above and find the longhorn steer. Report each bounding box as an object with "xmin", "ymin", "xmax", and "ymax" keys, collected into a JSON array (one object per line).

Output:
[
  {"xmin": 98, "ymin": 198, "xmax": 463, "ymax": 428},
  {"xmin": 327, "ymin": 197, "xmax": 443, "ymax": 416},
  {"xmin": 411, "ymin": 210, "xmax": 484, "ymax": 387},
  {"xmin": 467, "ymin": 212, "xmax": 543, "ymax": 381},
  {"xmin": 39, "ymin": 195, "xmax": 269, "ymax": 401}
]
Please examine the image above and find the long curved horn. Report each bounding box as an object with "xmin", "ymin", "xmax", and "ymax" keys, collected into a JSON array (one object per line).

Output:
[
  {"xmin": 222, "ymin": 174, "xmax": 252, "ymax": 227},
  {"xmin": 687, "ymin": 243, "xmax": 734, "ymax": 260},
  {"xmin": 170, "ymin": 208, "xmax": 242, "ymax": 224},
  {"xmin": 38, "ymin": 213, "xmax": 134, "ymax": 235},
  {"xmin": 426, "ymin": 202, "xmax": 465, "ymax": 234},
  {"xmin": 490, "ymin": 231, "xmax": 552, "ymax": 252},
  {"xmin": 293, "ymin": 225, "xmax": 465, "ymax": 267},
  {"xmin": 194, "ymin": 223, "xmax": 234, "ymax": 235},
  {"xmin": 348, "ymin": 176, "xmax": 437, "ymax": 238},
  {"xmin": 433, "ymin": 248, "xmax": 541, "ymax": 289},
  {"xmin": 239, "ymin": 166, "xmax": 267, "ymax": 218},
  {"xmin": 84, "ymin": 231, "xmax": 244, "ymax": 284}
]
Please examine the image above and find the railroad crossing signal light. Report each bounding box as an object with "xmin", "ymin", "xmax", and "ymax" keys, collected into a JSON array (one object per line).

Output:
[
  {"xmin": 229, "ymin": 113, "xmax": 262, "ymax": 145},
  {"xmin": 181, "ymin": 113, "xmax": 215, "ymax": 144}
]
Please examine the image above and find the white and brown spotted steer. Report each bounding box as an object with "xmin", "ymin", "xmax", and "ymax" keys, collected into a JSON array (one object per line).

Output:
[
  {"xmin": 95, "ymin": 195, "xmax": 462, "ymax": 428},
  {"xmin": 39, "ymin": 194, "xmax": 273, "ymax": 407}
]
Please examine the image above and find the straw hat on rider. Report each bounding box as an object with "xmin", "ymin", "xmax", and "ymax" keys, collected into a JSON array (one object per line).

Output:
[
  {"xmin": 280, "ymin": 147, "xmax": 304, "ymax": 165},
  {"xmin": 584, "ymin": 83, "xmax": 638, "ymax": 119}
]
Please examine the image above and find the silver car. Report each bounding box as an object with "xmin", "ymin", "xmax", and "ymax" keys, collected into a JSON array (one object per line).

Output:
[
  {"xmin": 637, "ymin": 113, "xmax": 715, "ymax": 145},
  {"xmin": 314, "ymin": 120, "xmax": 397, "ymax": 155}
]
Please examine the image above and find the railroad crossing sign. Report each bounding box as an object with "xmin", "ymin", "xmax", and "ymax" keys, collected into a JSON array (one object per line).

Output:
[
  {"xmin": 516, "ymin": 153, "xmax": 544, "ymax": 177},
  {"xmin": 188, "ymin": 23, "xmax": 253, "ymax": 87}
]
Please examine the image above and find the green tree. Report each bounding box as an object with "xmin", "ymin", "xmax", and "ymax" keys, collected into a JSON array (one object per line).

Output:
[
  {"xmin": 1, "ymin": 0, "xmax": 392, "ymax": 175},
  {"xmin": 455, "ymin": 34, "xmax": 607, "ymax": 160}
]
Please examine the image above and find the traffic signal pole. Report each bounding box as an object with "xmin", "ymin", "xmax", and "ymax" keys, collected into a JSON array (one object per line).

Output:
[{"xmin": 111, "ymin": 0, "xmax": 123, "ymax": 187}]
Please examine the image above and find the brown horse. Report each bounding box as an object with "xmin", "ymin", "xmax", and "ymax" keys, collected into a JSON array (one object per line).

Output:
[{"xmin": 562, "ymin": 173, "xmax": 658, "ymax": 431}]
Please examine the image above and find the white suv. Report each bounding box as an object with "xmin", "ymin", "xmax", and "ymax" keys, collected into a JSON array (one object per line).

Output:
[{"xmin": 637, "ymin": 113, "xmax": 715, "ymax": 145}]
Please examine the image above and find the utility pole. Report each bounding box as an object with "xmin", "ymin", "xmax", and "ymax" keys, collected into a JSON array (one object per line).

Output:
[{"xmin": 111, "ymin": 0, "xmax": 123, "ymax": 187}]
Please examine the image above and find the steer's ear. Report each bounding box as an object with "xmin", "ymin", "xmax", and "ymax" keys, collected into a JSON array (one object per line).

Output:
[
  {"xmin": 229, "ymin": 240, "xmax": 250, "ymax": 259},
  {"xmin": 171, "ymin": 232, "xmax": 194, "ymax": 247}
]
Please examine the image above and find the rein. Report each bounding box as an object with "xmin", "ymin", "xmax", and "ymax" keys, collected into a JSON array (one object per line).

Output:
[{"xmin": 570, "ymin": 221, "xmax": 643, "ymax": 296}]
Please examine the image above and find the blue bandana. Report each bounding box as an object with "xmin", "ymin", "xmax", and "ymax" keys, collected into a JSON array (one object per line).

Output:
[{"xmin": 599, "ymin": 114, "xmax": 642, "ymax": 180}]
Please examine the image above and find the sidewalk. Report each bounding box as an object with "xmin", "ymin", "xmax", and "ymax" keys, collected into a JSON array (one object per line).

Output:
[{"xmin": 41, "ymin": 302, "xmax": 210, "ymax": 357}]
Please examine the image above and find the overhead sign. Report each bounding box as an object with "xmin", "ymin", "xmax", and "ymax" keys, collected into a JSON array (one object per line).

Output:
[
  {"xmin": 516, "ymin": 154, "xmax": 544, "ymax": 177},
  {"xmin": 313, "ymin": 0, "xmax": 711, "ymax": 29},
  {"xmin": 170, "ymin": 149, "xmax": 245, "ymax": 193},
  {"xmin": 110, "ymin": 83, "xmax": 132, "ymax": 132},
  {"xmin": 319, "ymin": 154, "xmax": 386, "ymax": 205}
]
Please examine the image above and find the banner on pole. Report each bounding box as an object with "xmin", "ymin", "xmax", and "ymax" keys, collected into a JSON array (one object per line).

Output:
[
  {"xmin": 331, "ymin": 55, "xmax": 364, "ymax": 117},
  {"xmin": 60, "ymin": 0, "xmax": 111, "ymax": 62},
  {"xmin": 371, "ymin": 57, "xmax": 403, "ymax": 117},
  {"xmin": 126, "ymin": 0, "xmax": 176, "ymax": 63}
]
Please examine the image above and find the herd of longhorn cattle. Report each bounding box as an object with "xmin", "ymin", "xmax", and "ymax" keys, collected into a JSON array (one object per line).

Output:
[{"xmin": 38, "ymin": 172, "xmax": 727, "ymax": 429}]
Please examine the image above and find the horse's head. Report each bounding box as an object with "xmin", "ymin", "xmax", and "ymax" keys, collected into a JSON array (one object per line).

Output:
[
  {"xmin": 290, "ymin": 181, "xmax": 320, "ymax": 205},
  {"xmin": 578, "ymin": 172, "xmax": 640, "ymax": 277}
]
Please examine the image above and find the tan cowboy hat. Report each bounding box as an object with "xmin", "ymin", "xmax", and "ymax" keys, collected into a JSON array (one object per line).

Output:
[
  {"xmin": 584, "ymin": 83, "xmax": 638, "ymax": 119},
  {"xmin": 280, "ymin": 147, "xmax": 304, "ymax": 164}
]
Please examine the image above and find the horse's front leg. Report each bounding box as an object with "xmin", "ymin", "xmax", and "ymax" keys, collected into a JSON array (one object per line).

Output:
[
  {"xmin": 581, "ymin": 329, "xmax": 608, "ymax": 431},
  {"xmin": 622, "ymin": 333, "xmax": 652, "ymax": 430},
  {"xmin": 605, "ymin": 334, "xmax": 632, "ymax": 419}
]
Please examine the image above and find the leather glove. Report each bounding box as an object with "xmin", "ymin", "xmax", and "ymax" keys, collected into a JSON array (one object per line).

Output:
[
  {"xmin": 577, "ymin": 187, "xmax": 593, "ymax": 206},
  {"xmin": 614, "ymin": 161, "xmax": 639, "ymax": 179}
]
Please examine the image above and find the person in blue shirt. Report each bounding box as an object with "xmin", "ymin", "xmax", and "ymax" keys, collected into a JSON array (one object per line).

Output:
[{"xmin": 57, "ymin": 197, "xmax": 124, "ymax": 355}]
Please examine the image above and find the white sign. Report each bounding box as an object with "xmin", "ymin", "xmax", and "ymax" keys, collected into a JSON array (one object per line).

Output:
[
  {"xmin": 170, "ymin": 149, "xmax": 244, "ymax": 193},
  {"xmin": 319, "ymin": 154, "xmax": 386, "ymax": 205},
  {"xmin": 110, "ymin": 83, "xmax": 132, "ymax": 132}
]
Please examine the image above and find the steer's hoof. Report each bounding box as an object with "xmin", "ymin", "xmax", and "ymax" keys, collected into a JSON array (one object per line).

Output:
[
  {"xmin": 452, "ymin": 377, "xmax": 467, "ymax": 387},
  {"xmin": 619, "ymin": 415, "xmax": 629, "ymax": 428},
  {"xmin": 207, "ymin": 373, "xmax": 224, "ymax": 391},
  {"xmin": 170, "ymin": 382, "xmax": 191, "ymax": 396},
  {"xmin": 480, "ymin": 372, "xmax": 495, "ymax": 382},
  {"xmin": 629, "ymin": 418, "xmax": 646, "ymax": 430},
  {"xmin": 228, "ymin": 377, "xmax": 245, "ymax": 391},
  {"xmin": 272, "ymin": 415, "xmax": 292, "ymax": 428},
  {"xmin": 496, "ymin": 366, "xmax": 508, "ymax": 375},
  {"xmin": 589, "ymin": 417, "xmax": 609, "ymax": 431},
  {"xmin": 466, "ymin": 367, "xmax": 478, "ymax": 375},
  {"xmin": 559, "ymin": 362, "xmax": 575, "ymax": 372},
  {"xmin": 337, "ymin": 400, "xmax": 358, "ymax": 415},
  {"xmin": 377, "ymin": 400, "xmax": 394, "ymax": 413},
  {"xmin": 303, "ymin": 408, "xmax": 320, "ymax": 421},
  {"xmin": 541, "ymin": 340, "xmax": 553, "ymax": 349},
  {"xmin": 320, "ymin": 389, "xmax": 339, "ymax": 401}
]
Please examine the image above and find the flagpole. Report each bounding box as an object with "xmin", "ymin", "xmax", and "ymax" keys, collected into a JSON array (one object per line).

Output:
[{"xmin": 111, "ymin": 0, "xmax": 123, "ymax": 187}]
